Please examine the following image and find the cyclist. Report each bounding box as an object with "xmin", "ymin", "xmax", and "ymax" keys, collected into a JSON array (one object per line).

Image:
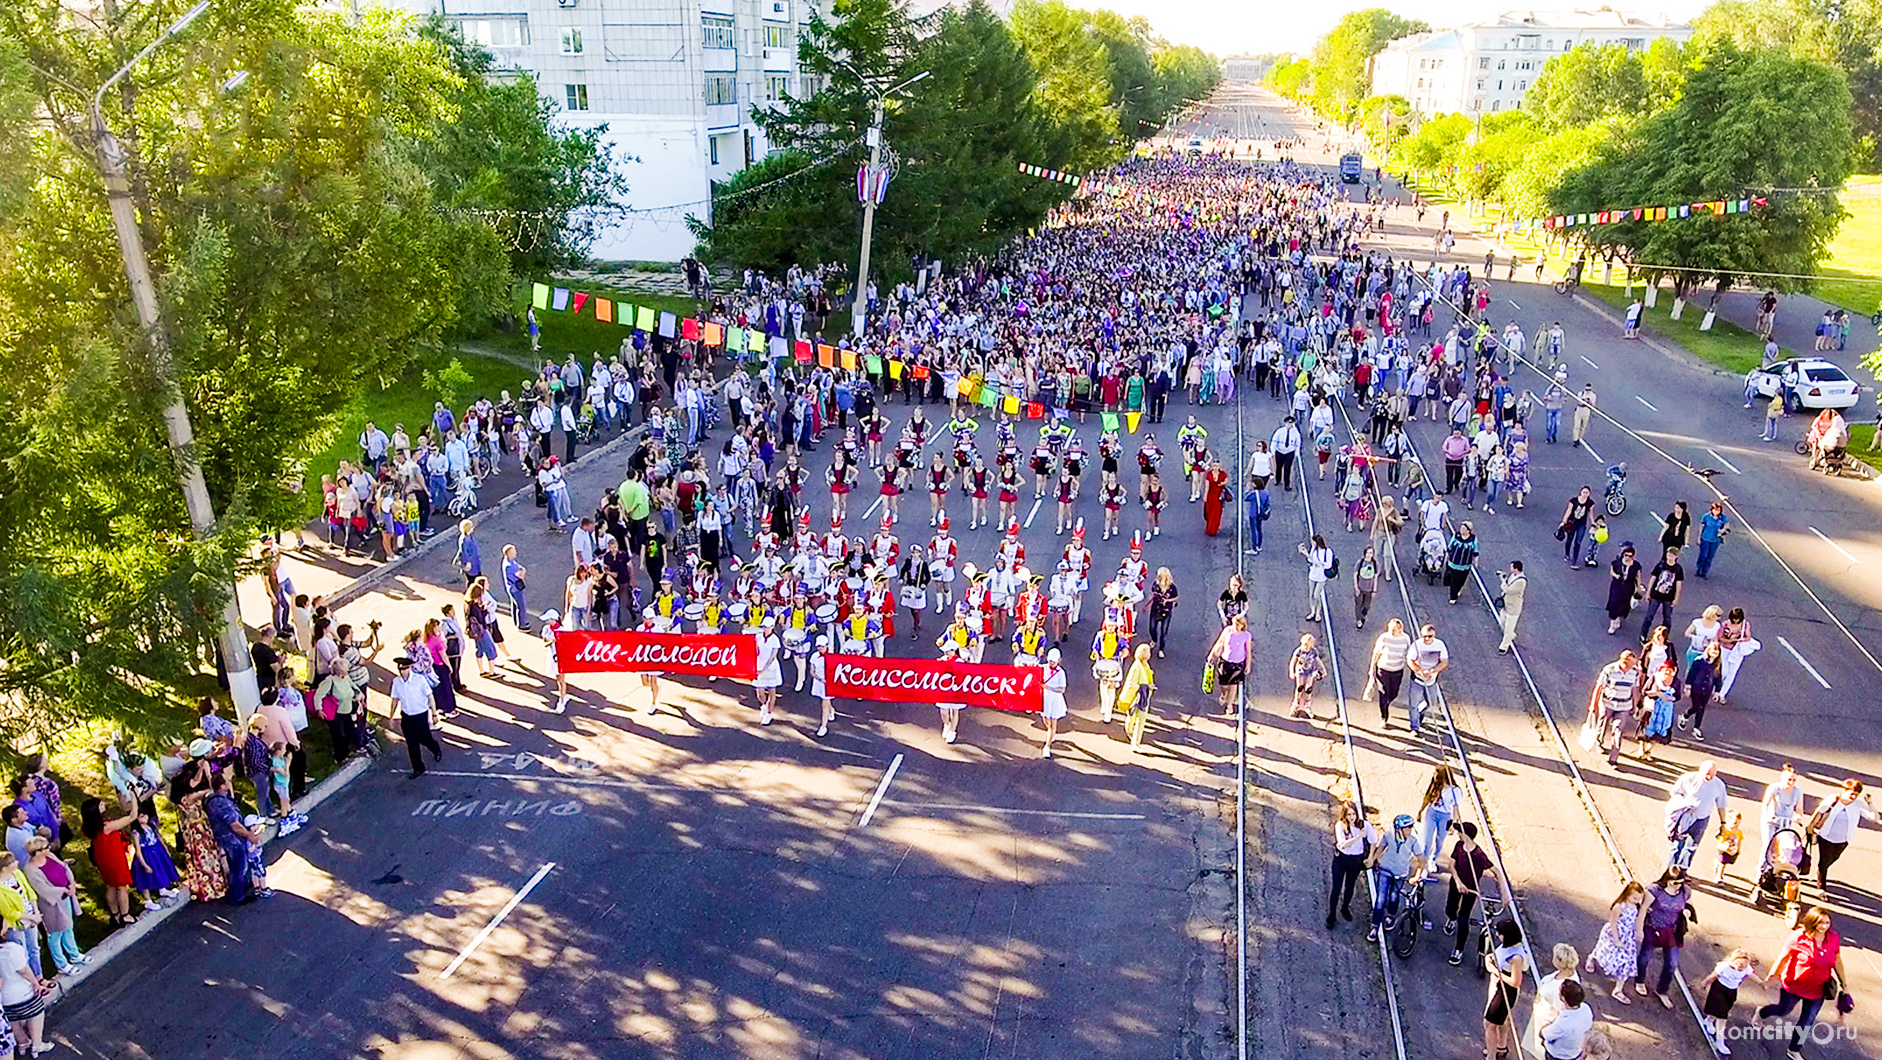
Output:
[
  {"xmin": 1366, "ymin": 813, "xmax": 1426, "ymax": 943},
  {"xmin": 1439, "ymin": 821, "xmax": 1498, "ymax": 965}
]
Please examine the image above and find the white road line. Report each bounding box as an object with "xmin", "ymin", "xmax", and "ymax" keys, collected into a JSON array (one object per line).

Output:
[
  {"xmin": 862, "ymin": 495, "xmax": 883, "ymax": 519},
  {"xmin": 438, "ymin": 862, "xmax": 555, "ymax": 980},
  {"xmin": 857, "ymin": 753, "xmax": 903, "ymax": 828},
  {"xmin": 1635, "ymin": 395, "xmax": 1659, "ymax": 412},
  {"xmin": 1582, "ymin": 439, "xmax": 1604, "ymax": 463},
  {"xmin": 882, "ymin": 800, "xmax": 1148, "ymax": 821},
  {"xmin": 1808, "ymin": 526, "xmax": 1861, "ymax": 565},
  {"xmin": 1778, "ymin": 636, "xmax": 1832, "ymax": 689},
  {"xmin": 1024, "ymin": 496, "xmax": 1044, "ymax": 529},
  {"xmin": 1705, "ymin": 448, "xmax": 1742, "ymax": 474},
  {"xmin": 1580, "ymin": 355, "xmax": 1600, "ymax": 370},
  {"xmin": 1507, "ymin": 299, "xmax": 1521, "ymax": 309}
]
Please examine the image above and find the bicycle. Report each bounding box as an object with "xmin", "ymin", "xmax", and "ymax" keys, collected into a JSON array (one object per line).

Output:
[
  {"xmin": 1603, "ymin": 462, "xmax": 1628, "ymax": 517},
  {"xmin": 1386, "ymin": 874, "xmax": 1427, "ymax": 958},
  {"xmin": 1552, "ymin": 276, "xmax": 1581, "ymax": 295}
]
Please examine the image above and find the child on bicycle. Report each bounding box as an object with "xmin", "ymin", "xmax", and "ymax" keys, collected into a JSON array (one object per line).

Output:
[{"xmin": 1366, "ymin": 814, "xmax": 1425, "ymax": 943}]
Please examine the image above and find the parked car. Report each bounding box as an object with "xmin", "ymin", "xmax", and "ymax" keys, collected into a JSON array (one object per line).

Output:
[{"xmin": 1745, "ymin": 357, "xmax": 1861, "ymax": 412}]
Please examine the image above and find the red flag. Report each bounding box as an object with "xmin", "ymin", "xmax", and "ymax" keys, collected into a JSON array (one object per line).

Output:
[
  {"xmin": 555, "ymin": 631, "xmax": 757, "ymax": 680},
  {"xmin": 571, "ymin": 292, "xmax": 589, "ymax": 315},
  {"xmin": 1026, "ymin": 402, "xmax": 1044, "ymax": 419},
  {"xmin": 682, "ymin": 317, "xmax": 701, "ymax": 341},
  {"xmin": 822, "ymin": 654, "xmax": 1042, "ymax": 712},
  {"xmin": 795, "ymin": 340, "xmax": 813, "ymax": 363}
]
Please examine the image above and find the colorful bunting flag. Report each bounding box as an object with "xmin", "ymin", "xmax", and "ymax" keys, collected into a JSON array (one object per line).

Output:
[
  {"xmin": 799, "ymin": 341, "xmax": 816, "ymax": 364},
  {"xmin": 889, "ymin": 360, "xmax": 904, "ymax": 380},
  {"xmin": 617, "ymin": 303, "xmax": 637, "ymax": 326},
  {"xmin": 1126, "ymin": 412, "xmax": 1141, "ymax": 434},
  {"xmin": 978, "ymin": 388, "xmax": 997, "ymax": 408},
  {"xmin": 748, "ymin": 330, "xmax": 767, "ymax": 354},
  {"xmin": 1026, "ymin": 402, "xmax": 1043, "ymax": 419},
  {"xmin": 840, "ymin": 350, "xmax": 857, "ymax": 370},
  {"xmin": 682, "ymin": 317, "xmax": 700, "ymax": 341},
  {"xmin": 636, "ymin": 306, "xmax": 655, "ymax": 331},
  {"xmin": 552, "ymin": 287, "xmax": 570, "ymax": 311},
  {"xmin": 532, "ymin": 283, "xmax": 550, "ymax": 310},
  {"xmin": 911, "ymin": 365, "xmax": 929, "ymax": 380},
  {"xmin": 595, "ymin": 298, "xmax": 613, "ymax": 323},
  {"xmin": 705, "ymin": 322, "xmax": 723, "ymax": 346},
  {"xmin": 865, "ymin": 354, "xmax": 882, "ymax": 374},
  {"xmin": 658, "ymin": 311, "xmax": 676, "ymax": 338},
  {"xmin": 1101, "ymin": 412, "xmax": 1119, "ymax": 432},
  {"xmin": 1003, "ymin": 395, "xmax": 1020, "ymax": 415},
  {"xmin": 818, "ymin": 343, "xmax": 835, "ymax": 367},
  {"xmin": 958, "ymin": 378, "xmax": 976, "ymax": 398},
  {"xmin": 571, "ymin": 292, "xmax": 589, "ymax": 315}
]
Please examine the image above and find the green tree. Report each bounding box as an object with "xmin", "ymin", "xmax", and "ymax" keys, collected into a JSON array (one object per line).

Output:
[
  {"xmin": 1307, "ymin": 9, "xmax": 1429, "ymax": 123},
  {"xmin": 417, "ymin": 20, "xmax": 626, "ymax": 274},
  {"xmin": 1525, "ymin": 42, "xmax": 1655, "ymax": 130},
  {"xmin": 1010, "ymin": 0, "xmax": 1119, "ymax": 167},
  {"xmin": 0, "ymin": 0, "xmax": 516, "ymax": 740},
  {"xmin": 1696, "ymin": 0, "xmax": 1882, "ymax": 166},
  {"xmin": 1550, "ymin": 40, "xmax": 1856, "ymax": 289},
  {"xmin": 1267, "ymin": 57, "xmax": 1312, "ymax": 100}
]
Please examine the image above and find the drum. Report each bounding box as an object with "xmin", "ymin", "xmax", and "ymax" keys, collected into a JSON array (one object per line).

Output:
[
  {"xmin": 641, "ymin": 605, "xmax": 657, "ymax": 621},
  {"xmin": 783, "ymin": 628, "xmax": 809, "ymax": 653},
  {"xmin": 899, "ymin": 586, "xmax": 929, "ymax": 610},
  {"xmin": 1092, "ymin": 658, "xmax": 1123, "ymax": 684},
  {"xmin": 814, "ymin": 603, "xmax": 840, "ymax": 625},
  {"xmin": 727, "ymin": 602, "xmax": 751, "ymax": 623},
  {"xmin": 682, "ymin": 602, "xmax": 706, "ymax": 623},
  {"xmin": 803, "ymin": 575, "xmax": 825, "ymax": 597}
]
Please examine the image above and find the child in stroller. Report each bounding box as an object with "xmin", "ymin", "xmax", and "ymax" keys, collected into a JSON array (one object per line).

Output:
[
  {"xmin": 1751, "ymin": 825, "xmax": 1808, "ymax": 915},
  {"xmin": 1417, "ymin": 525, "xmax": 1447, "ymax": 584}
]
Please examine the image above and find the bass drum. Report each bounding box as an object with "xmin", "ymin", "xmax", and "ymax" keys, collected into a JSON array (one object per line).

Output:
[{"xmin": 1091, "ymin": 658, "xmax": 1123, "ymax": 684}]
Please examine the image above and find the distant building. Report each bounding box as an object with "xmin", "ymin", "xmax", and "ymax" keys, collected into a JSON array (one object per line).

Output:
[
  {"xmin": 1223, "ymin": 57, "xmax": 1268, "ymax": 83},
  {"xmin": 385, "ymin": 0, "xmax": 830, "ymax": 261},
  {"xmin": 1369, "ymin": 10, "xmax": 1691, "ymax": 118}
]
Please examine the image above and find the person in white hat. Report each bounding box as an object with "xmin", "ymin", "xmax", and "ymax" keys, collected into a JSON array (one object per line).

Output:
[
  {"xmin": 540, "ymin": 609, "xmax": 568, "ymax": 713},
  {"xmin": 753, "ymin": 614, "xmax": 783, "ymax": 724},
  {"xmin": 1041, "ymin": 647, "xmax": 1067, "ymax": 759},
  {"xmin": 809, "ymin": 635, "xmax": 833, "ymax": 738},
  {"xmin": 936, "ymin": 642, "xmax": 966, "ymax": 744}
]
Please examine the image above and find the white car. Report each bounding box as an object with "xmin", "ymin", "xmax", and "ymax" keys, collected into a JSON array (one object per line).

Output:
[{"xmin": 1744, "ymin": 357, "xmax": 1862, "ymax": 412}]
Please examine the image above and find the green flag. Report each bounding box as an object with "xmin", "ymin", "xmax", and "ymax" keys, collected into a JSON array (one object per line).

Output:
[
  {"xmin": 1101, "ymin": 412, "xmax": 1119, "ymax": 432},
  {"xmin": 636, "ymin": 306, "xmax": 656, "ymax": 331},
  {"xmin": 865, "ymin": 354, "xmax": 882, "ymax": 374},
  {"xmin": 532, "ymin": 283, "xmax": 550, "ymax": 310}
]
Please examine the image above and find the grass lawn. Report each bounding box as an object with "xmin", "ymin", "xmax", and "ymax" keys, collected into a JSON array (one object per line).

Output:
[
  {"xmin": 1816, "ymin": 176, "xmax": 1882, "ymax": 316},
  {"xmin": 1844, "ymin": 424, "xmax": 1882, "ymax": 474},
  {"xmin": 1579, "ymin": 280, "xmax": 1780, "ymax": 375}
]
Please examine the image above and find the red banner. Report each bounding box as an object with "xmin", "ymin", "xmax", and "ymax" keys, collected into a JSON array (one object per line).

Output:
[
  {"xmin": 822, "ymin": 655, "xmax": 1043, "ymax": 712},
  {"xmin": 555, "ymin": 631, "xmax": 757, "ymax": 679}
]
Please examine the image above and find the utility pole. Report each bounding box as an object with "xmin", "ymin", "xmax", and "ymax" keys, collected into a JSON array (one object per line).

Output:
[
  {"xmin": 90, "ymin": 1, "xmax": 261, "ymax": 719},
  {"xmin": 849, "ymin": 69, "xmax": 929, "ymax": 338}
]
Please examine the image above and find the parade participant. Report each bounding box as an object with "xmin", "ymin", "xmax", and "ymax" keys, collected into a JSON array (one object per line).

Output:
[
  {"xmin": 1055, "ymin": 467, "xmax": 1078, "ymax": 535},
  {"xmin": 929, "ymin": 516, "xmax": 958, "ymax": 614},
  {"xmin": 1012, "ymin": 614, "xmax": 1048, "ymax": 667},
  {"xmin": 1117, "ymin": 532, "xmax": 1149, "ymax": 606},
  {"xmin": 808, "ymin": 634, "xmax": 834, "ymax": 738},
  {"xmin": 1099, "ymin": 471, "xmax": 1128, "ymax": 540},
  {"xmin": 959, "ymin": 567, "xmax": 992, "ymax": 662},
  {"xmin": 1136, "ymin": 434, "xmax": 1163, "ymax": 490},
  {"xmin": 1202, "ymin": 459, "xmax": 1230, "ymax": 537},
  {"xmin": 926, "ymin": 453, "xmax": 953, "ymax": 526},
  {"xmin": 876, "ymin": 457, "xmax": 905, "ymax": 524},
  {"xmin": 826, "ymin": 448, "xmax": 856, "ymax": 520},
  {"xmin": 783, "ymin": 591, "xmax": 817, "ymax": 692},
  {"xmin": 1031, "ymin": 435, "xmax": 1056, "ymax": 498},
  {"xmin": 935, "ymin": 642, "xmax": 967, "ymax": 744},
  {"xmin": 1064, "ymin": 434, "xmax": 1087, "ymax": 497},
  {"xmin": 1141, "ymin": 470, "xmax": 1167, "ymax": 538},
  {"xmin": 1047, "ymin": 561, "xmax": 1077, "ymax": 646},
  {"xmin": 988, "ymin": 555, "xmax": 1021, "ymax": 639},
  {"xmin": 1178, "ymin": 416, "xmax": 1210, "ymax": 501},
  {"xmin": 1091, "ymin": 615, "xmax": 1131, "ymax": 723},
  {"xmin": 861, "ymin": 406, "xmax": 890, "ymax": 466},
  {"xmin": 1040, "ymin": 648, "xmax": 1067, "ymax": 759},
  {"xmin": 1063, "ymin": 521, "xmax": 1093, "ymax": 624},
  {"xmin": 869, "ymin": 571, "xmax": 895, "ymax": 652},
  {"xmin": 838, "ymin": 602, "xmax": 878, "ymax": 657},
  {"xmin": 539, "ymin": 609, "xmax": 569, "ymax": 714},
  {"xmin": 821, "ymin": 514, "xmax": 849, "ymax": 566},
  {"xmin": 998, "ymin": 460, "xmax": 1023, "ymax": 530},
  {"xmin": 1118, "ymin": 643, "xmax": 1157, "ymax": 748},
  {"xmin": 897, "ymin": 544, "xmax": 931, "ymax": 638},
  {"xmin": 965, "ymin": 456, "xmax": 992, "ymax": 530},
  {"xmin": 753, "ymin": 615, "xmax": 782, "ymax": 725},
  {"xmin": 1013, "ymin": 572, "xmax": 1046, "ymax": 629}
]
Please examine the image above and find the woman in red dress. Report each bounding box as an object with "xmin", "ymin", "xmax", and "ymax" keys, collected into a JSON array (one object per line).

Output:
[{"xmin": 1202, "ymin": 460, "xmax": 1230, "ymax": 536}]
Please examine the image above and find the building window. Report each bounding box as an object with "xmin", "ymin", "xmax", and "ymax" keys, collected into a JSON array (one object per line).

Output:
[
  {"xmin": 702, "ymin": 15, "xmax": 734, "ymax": 49},
  {"xmin": 705, "ymin": 75, "xmax": 736, "ymax": 105},
  {"xmin": 1497, "ymin": 60, "xmax": 1505, "ymax": 69},
  {"xmin": 452, "ymin": 17, "xmax": 528, "ymax": 47},
  {"xmin": 710, "ymin": 137, "xmax": 719, "ymax": 165},
  {"xmin": 1479, "ymin": 57, "xmax": 1490, "ymax": 69},
  {"xmin": 1497, "ymin": 80, "xmax": 1503, "ymax": 90},
  {"xmin": 1477, "ymin": 78, "xmax": 1486, "ymax": 90},
  {"xmin": 764, "ymin": 75, "xmax": 790, "ymax": 101},
  {"xmin": 559, "ymin": 27, "xmax": 583, "ymax": 55},
  {"xmin": 1491, "ymin": 100, "xmax": 1501, "ymax": 112},
  {"xmin": 564, "ymin": 83, "xmax": 589, "ymax": 110},
  {"xmin": 1471, "ymin": 98, "xmax": 1482, "ymax": 111},
  {"xmin": 764, "ymin": 25, "xmax": 793, "ymax": 49}
]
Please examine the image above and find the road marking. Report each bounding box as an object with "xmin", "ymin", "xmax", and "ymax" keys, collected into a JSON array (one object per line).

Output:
[
  {"xmin": 1778, "ymin": 636, "xmax": 1832, "ymax": 689},
  {"xmin": 1507, "ymin": 299, "xmax": 1521, "ymax": 309},
  {"xmin": 1582, "ymin": 439, "xmax": 1604, "ymax": 463},
  {"xmin": 1808, "ymin": 526, "xmax": 1860, "ymax": 565},
  {"xmin": 857, "ymin": 753, "xmax": 903, "ymax": 828},
  {"xmin": 1705, "ymin": 448, "xmax": 1742, "ymax": 474},
  {"xmin": 1024, "ymin": 496, "xmax": 1044, "ymax": 529},
  {"xmin": 862, "ymin": 495, "xmax": 883, "ymax": 519},
  {"xmin": 1580, "ymin": 356, "xmax": 1600, "ymax": 370},
  {"xmin": 882, "ymin": 801, "xmax": 1147, "ymax": 821},
  {"xmin": 438, "ymin": 862, "xmax": 555, "ymax": 980},
  {"xmin": 1635, "ymin": 396, "xmax": 1659, "ymax": 412}
]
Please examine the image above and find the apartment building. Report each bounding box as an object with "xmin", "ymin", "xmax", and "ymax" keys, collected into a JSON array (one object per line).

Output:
[
  {"xmin": 391, "ymin": 0, "xmax": 826, "ymax": 260},
  {"xmin": 1369, "ymin": 10, "xmax": 1691, "ymax": 118}
]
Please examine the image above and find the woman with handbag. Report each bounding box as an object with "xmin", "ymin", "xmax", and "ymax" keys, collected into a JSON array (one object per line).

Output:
[
  {"xmin": 1757, "ymin": 906, "xmax": 1850, "ymax": 1060},
  {"xmin": 1206, "ymin": 614, "xmax": 1251, "ymax": 714}
]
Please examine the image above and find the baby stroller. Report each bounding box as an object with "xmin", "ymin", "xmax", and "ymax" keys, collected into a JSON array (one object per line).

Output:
[
  {"xmin": 1751, "ymin": 826, "xmax": 1807, "ymax": 917},
  {"xmin": 1416, "ymin": 526, "xmax": 1446, "ymax": 585}
]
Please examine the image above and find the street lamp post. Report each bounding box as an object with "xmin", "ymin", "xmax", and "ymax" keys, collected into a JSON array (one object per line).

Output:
[
  {"xmin": 89, "ymin": 0, "xmax": 261, "ymax": 718},
  {"xmin": 849, "ymin": 69, "xmax": 930, "ymax": 338}
]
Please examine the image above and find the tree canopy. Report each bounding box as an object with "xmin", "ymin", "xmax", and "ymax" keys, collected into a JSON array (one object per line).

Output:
[
  {"xmin": 1695, "ymin": 0, "xmax": 1882, "ymax": 167},
  {"xmin": 1550, "ymin": 40, "xmax": 1855, "ymax": 287},
  {"xmin": 0, "ymin": 0, "xmax": 614, "ymax": 742},
  {"xmin": 1268, "ymin": 10, "xmax": 1428, "ymax": 124},
  {"xmin": 692, "ymin": 0, "xmax": 1216, "ymax": 275}
]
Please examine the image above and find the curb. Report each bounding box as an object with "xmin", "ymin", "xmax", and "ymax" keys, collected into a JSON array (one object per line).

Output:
[
  {"xmin": 1569, "ymin": 292, "xmax": 1738, "ymax": 379},
  {"xmin": 46, "ymin": 753, "xmax": 374, "ymax": 1005}
]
